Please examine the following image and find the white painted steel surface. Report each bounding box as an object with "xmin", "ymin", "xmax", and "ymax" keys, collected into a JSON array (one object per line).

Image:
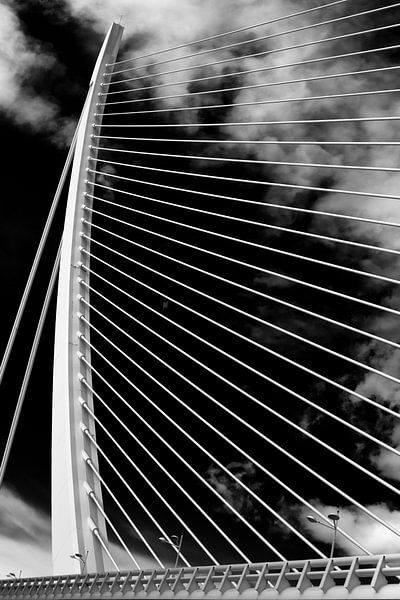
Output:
[
  {"xmin": 51, "ymin": 23, "xmax": 123, "ymax": 576},
  {"xmin": 1, "ymin": 556, "xmax": 400, "ymax": 598}
]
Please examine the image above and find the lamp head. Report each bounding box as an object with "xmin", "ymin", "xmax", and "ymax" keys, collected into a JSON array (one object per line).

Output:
[
  {"xmin": 70, "ymin": 553, "xmax": 84, "ymax": 561},
  {"xmin": 328, "ymin": 512, "xmax": 340, "ymax": 522},
  {"xmin": 306, "ymin": 515, "xmax": 318, "ymax": 524},
  {"xmin": 159, "ymin": 535, "xmax": 180, "ymax": 546}
]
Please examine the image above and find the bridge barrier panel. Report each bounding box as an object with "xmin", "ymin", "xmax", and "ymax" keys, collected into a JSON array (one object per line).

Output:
[{"xmin": 1, "ymin": 556, "xmax": 400, "ymax": 599}]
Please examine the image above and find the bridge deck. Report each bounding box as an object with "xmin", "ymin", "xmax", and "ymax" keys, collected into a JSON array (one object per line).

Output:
[{"xmin": 1, "ymin": 555, "xmax": 400, "ymax": 598}]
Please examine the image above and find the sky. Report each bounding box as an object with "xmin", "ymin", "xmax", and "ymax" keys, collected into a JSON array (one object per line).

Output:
[{"xmin": 1, "ymin": 0, "xmax": 400, "ymax": 578}]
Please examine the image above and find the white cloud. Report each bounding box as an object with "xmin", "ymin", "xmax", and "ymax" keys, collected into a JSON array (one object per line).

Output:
[
  {"xmin": 0, "ymin": 3, "xmax": 51, "ymax": 119},
  {"xmin": 300, "ymin": 501, "xmax": 400, "ymax": 555},
  {"xmin": 0, "ymin": 486, "xmax": 160, "ymax": 576},
  {"xmin": 64, "ymin": 0, "xmax": 216, "ymax": 52},
  {"xmin": 108, "ymin": 542, "xmax": 157, "ymax": 571},
  {"xmin": 0, "ymin": 487, "xmax": 51, "ymax": 577},
  {"xmin": 65, "ymin": 0, "xmax": 400, "ymax": 487},
  {"xmin": 0, "ymin": 2, "xmax": 73, "ymax": 144},
  {"xmin": 3, "ymin": 0, "xmax": 397, "ymax": 566},
  {"xmin": 370, "ymin": 447, "xmax": 400, "ymax": 483}
]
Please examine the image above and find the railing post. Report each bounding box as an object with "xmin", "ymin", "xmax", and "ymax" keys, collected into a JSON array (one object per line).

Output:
[{"xmin": 51, "ymin": 22, "xmax": 123, "ymax": 575}]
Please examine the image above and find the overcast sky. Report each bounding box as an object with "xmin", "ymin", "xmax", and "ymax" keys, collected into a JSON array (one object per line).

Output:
[{"xmin": 1, "ymin": 0, "xmax": 400, "ymax": 578}]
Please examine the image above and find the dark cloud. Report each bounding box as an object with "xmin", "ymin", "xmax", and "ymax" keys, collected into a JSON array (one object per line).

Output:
[
  {"xmin": 2, "ymin": 0, "xmax": 400, "ymax": 570},
  {"xmin": 205, "ymin": 460, "xmax": 263, "ymax": 522}
]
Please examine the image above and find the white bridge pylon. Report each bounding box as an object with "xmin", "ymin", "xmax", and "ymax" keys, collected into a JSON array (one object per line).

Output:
[
  {"xmin": 51, "ymin": 22, "xmax": 123, "ymax": 575},
  {"xmin": 0, "ymin": 0, "xmax": 398, "ymax": 591}
]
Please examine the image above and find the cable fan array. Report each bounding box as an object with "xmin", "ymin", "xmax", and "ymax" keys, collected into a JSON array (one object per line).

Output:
[{"xmin": 74, "ymin": 0, "xmax": 400, "ymax": 569}]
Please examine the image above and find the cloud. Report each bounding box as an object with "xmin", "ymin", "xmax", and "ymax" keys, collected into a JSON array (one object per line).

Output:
[
  {"xmin": 205, "ymin": 460, "xmax": 263, "ymax": 522},
  {"xmin": 0, "ymin": 2, "xmax": 74, "ymax": 145},
  {"xmin": 0, "ymin": 486, "xmax": 162, "ymax": 576},
  {"xmin": 64, "ymin": 0, "xmax": 217, "ymax": 52},
  {"xmin": 368, "ymin": 421, "xmax": 400, "ymax": 482},
  {"xmin": 76, "ymin": 0, "xmax": 400, "ymax": 465},
  {"xmin": 300, "ymin": 501, "xmax": 400, "ymax": 555},
  {"xmin": 59, "ymin": 0, "xmax": 400, "ymax": 555},
  {"xmin": 108, "ymin": 542, "xmax": 160, "ymax": 571},
  {"xmin": 0, "ymin": 486, "xmax": 51, "ymax": 577}
]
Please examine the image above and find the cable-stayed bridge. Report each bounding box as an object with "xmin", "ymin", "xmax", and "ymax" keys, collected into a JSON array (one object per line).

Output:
[{"xmin": 2, "ymin": 0, "xmax": 400, "ymax": 596}]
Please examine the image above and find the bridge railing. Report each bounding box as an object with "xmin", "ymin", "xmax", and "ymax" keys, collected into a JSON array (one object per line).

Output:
[{"xmin": 1, "ymin": 554, "xmax": 400, "ymax": 597}]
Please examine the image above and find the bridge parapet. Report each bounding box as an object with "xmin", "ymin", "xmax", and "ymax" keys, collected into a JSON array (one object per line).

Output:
[{"xmin": 1, "ymin": 555, "xmax": 400, "ymax": 599}]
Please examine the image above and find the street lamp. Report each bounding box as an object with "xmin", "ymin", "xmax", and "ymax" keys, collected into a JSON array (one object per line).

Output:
[
  {"xmin": 306, "ymin": 510, "xmax": 340, "ymax": 559},
  {"xmin": 159, "ymin": 534, "xmax": 183, "ymax": 568},
  {"xmin": 69, "ymin": 551, "xmax": 89, "ymax": 573},
  {"xmin": 6, "ymin": 571, "xmax": 22, "ymax": 579}
]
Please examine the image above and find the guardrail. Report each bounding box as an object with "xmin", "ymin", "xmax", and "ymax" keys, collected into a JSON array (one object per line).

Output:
[{"xmin": 1, "ymin": 554, "xmax": 400, "ymax": 598}]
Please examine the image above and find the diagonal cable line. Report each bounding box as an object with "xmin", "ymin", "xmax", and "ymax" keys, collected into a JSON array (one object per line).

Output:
[
  {"xmin": 81, "ymin": 413, "xmax": 192, "ymax": 566},
  {"xmin": 92, "ymin": 180, "xmax": 400, "ymax": 230},
  {"xmin": 92, "ymin": 135, "xmax": 400, "ymax": 147},
  {"xmin": 102, "ymin": 43, "xmax": 400, "ymax": 94},
  {"xmin": 78, "ymin": 303, "xmax": 370, "ymax": 556},
  {"xmin": 81, "ymin": 330, "xmax": 327, "ymax": 558},
  {"xmin": 77, "ymin": 271, "xmax": 400, "ymax": 539},
  {"xmin": 80, "ymin": 239, "xmax": 400, "ymax": 422},
  {"xmin": 79, "ymin": 370, "xmax": 253, "ymax": 563},
  {"xmin": 89, "ymin": 162, "xmax": 400, "ymax": 213},
  {"xmin": 80, "ymin": 405, "xmax": 219, "ymax": 566},
  {"xmin": 106, "ymin": 2, "xmax": 400, "ymax": 76},
  {"xmin": 95, "ymin": 86, "xmax": 400, "ymax": 112},
  {"xmin": 85, "ymin": 189, "xmax": 400, "ymax": 289},
  {"xmin": 0, "ymin": 244, "xmax": 61, "ymax": 489},
  {"xmin": 86, "ymin": 194, "xmax": 400, "ymax": 352},
  {"xmin": 87, "ymin": 193, "xmax": 400, "ymax": 261},
  {"xmin": 81, "ymin": 286, "xmax": 400, "ymax": 473},
  {"xmin": 108, "ymin": 0, "xmax": 358, "ymax": 66},
  {"xmin": 82, "ymin": 224, "xmax": 398, "ymax": 400},
  {"xmin": 84, "ymin": 198, "xmax": 400, "ymax": 294},
  {"xmin": 0, "ymin": 94, "xmax": 87, "ymax": 393},
  {"xmin": 82, "ymin": 213, "xmax": 400, "ymax": 349},
  {"xmin": 84, "ymin": 482, "xmax": 141, "ymax": 570},
  {"xmin": 48, "ymin": 9, "xmax": 400, "ymax": 565},
  {"xmin": 84, "ymin": 214, "xmax": 400, "ymax": 391},
  {"xmin": 87, "ymin": 515, "xmax": 120, "ymax": 572},
  {"xmin": 79, "ymin": 398, "xmax": 217, "ymax": 566},
  {"xmin": 82, "ymin": 427, "xmax": 191, "ymax": 567},
  {"xmin": 82, "ymin": 430, "xmax": 193, "ymax": 569},
  {"xmin": 100, "ymin": 64, "xmax": 400, "ymax": 106},
  {"xmin": 82, "ymin": 450, "xmax": 165, "ymax": 568},
  {"xmin": 97, "ymin": 116, "xmax": 400, "ymax": 130},
  {"xmin": 49, "ymin": 6, "xmax": 400, "ymax": 568},
  {"xmin": 95, "ymin": 146, "xmax": 400, "ymax": 174},
  {"xmin": 104, "ymin": 22, "xmax": 400, "ymax": 85},
  {"xmin": 79, "ymin": 263, "xmax": 400, "ymax": 496},
  {"xmin": 79, "ymin": 357, "xmax": 286, "ymax": 561},
  {"xmin": 82, "ymin": 427, "xmax": 194, "ymax": 568},
  {"xmin": 80, "ymin": 334, "xmax": 323, "ymax": 559}
]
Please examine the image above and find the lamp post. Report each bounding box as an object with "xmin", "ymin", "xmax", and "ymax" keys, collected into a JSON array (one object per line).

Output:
[
  {"xmin": 69, "ymin": 551, "xmax": 89, "ymax": 573},
  {"xmin": 306, "ymin": 510, "xmax": 340, "ymax": 559},
  {"xmin": 159, "ymin": 534, "xmax": 183, "ymax": 568}
]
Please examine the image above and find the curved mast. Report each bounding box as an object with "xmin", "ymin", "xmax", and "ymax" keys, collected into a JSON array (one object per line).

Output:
[{"xmin": 51, "ymin": 23, "xmax": 123, "ymax": 576}]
